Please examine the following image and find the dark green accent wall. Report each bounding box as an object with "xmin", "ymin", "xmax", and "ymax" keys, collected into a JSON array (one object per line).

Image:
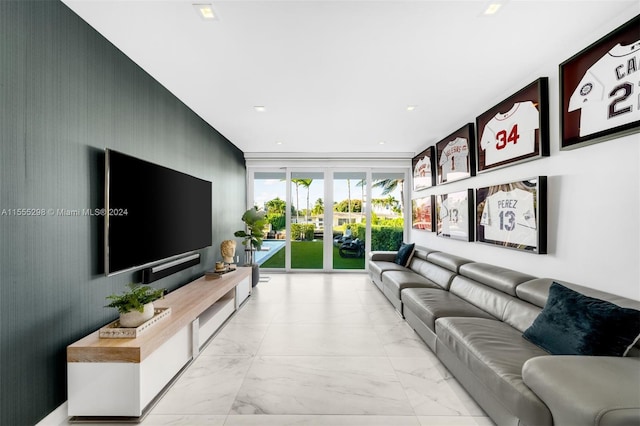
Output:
[{"xmin": 0, "ymin": 1, "xmax": 246, "ymax": 424}]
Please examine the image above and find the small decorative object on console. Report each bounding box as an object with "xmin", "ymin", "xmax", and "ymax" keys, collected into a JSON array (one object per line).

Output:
[
  {"xmin": 99, "ymin": 307, "xmax": 172, "ymax": 338},
  {"xmin": 105, "ymin": 283, "xmax": 165, "ymax": 328},
  {"xmin": 221, "ymin": 239, "xmax": 237, "ymax": 264}
]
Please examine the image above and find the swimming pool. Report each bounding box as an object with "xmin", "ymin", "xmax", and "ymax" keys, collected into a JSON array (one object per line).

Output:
[{"xmin": 253, "ymin": 240, "xmax": 286, "ymax": 265}]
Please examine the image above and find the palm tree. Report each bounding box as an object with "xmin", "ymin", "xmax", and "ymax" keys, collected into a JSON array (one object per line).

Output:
[
  {"xmin": 312, "ymin": 198, "xmax": 324, "ymax": 215},
  {"xmin": 265, "ymin": 197, "xmax": 286, "ymax": 215},
  {"xmin": 384, "ymin": 195, "xmax": 401, "ymax": 214},
  {"xmin": 346, "ymin": 178, "xmax": 352, "ymax": 223},
  {"xmin": 356, "ymin": 179, "xmax": 366, "ymax": 205},
  {"xmin": 372, "ymin": 178, "xmax": 404, "ymax": 213},
  {"xmin": 300, "ymin": 179, "xmax": 313, "ymax": 222},
  {"xmin": 356, "ymin": 178, "xmax": 366, "ymax": 222},
  {"xmin": 290, "ymin": 178, "xmax": 302, "ymax": 223}
]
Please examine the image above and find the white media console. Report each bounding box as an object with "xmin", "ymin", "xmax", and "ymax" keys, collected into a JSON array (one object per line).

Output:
[{"xmin": 66, "ymin": 267, "xmax": 252, "ymax": 420}]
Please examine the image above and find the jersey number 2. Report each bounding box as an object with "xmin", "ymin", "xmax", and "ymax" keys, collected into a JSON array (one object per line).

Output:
[
  {"xmin": 608, "ymin": 82, "xmax": 634, "ymax": 119},
  {"xmin": 495, "ymin": 125, "xmax": 520, "ymax": 150}
]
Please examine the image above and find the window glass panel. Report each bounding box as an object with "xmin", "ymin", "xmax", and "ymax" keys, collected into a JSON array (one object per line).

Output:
[
  {"xmin": 290, "ymin": 172, "xmax": 323, "ymax": 269},
  {"xmin": 253, "ymin": 172, "xmax": 286, "ymax": 268},
  {"xmin": 333, "ymin": 172, "xmax": 366, "ymax": 269},
  {"xmin": 371, "ymin": 172, "xmax": 405, "ymax": 251}
]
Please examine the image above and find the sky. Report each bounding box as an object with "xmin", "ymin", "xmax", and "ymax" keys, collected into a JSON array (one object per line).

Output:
[{"xmin": 253, "ymin": 178, "xmax": 403, "ymax": 212}]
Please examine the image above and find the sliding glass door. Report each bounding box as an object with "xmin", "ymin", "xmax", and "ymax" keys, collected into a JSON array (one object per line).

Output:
[
  {"xmin": 290, "ymin": 171, "xmax": 324, "ymax": 270},
  {"xmin": 371, "ymin": 172, "xmax": 405, "ymax": 251},
  {"xmin": 252, "ymin": 172, "xmax": 287, "ymax": 268},
  {"xmin": 332, "ymin": 172, "xmax": 367, "ymax": 270},
  {"xmin": 249, "ymin": 167, "xmax": 406, "ymax": 271}
]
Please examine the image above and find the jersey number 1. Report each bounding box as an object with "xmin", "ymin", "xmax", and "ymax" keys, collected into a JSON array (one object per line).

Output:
[{"xmin": 495, "ymin": 125, "xmax": 520, "ymax": 150}]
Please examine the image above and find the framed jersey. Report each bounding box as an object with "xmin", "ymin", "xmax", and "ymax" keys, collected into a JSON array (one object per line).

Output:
[
  {"xmin": 560, "ymin": 15, "xmax": 639, "ymax": 150},
  {"xmin": 435, "ymin": 123, "xmax": 476, "ymax": 184},
  {"xmin": 412, "ymin": 146, "xmax": 436, "ymax": 191},
  {"xmin": 412, "ymin": 195, "xmax": 434, "ymax": 232},
  {"xmin": 436, "ymin": 189, "xmax": 473, "ymax": 241},
  {"xmin": 475, "ymin": 177, "xmax": 547, "ymax": 254},
  {"xmin": 475, "ymin": 78, "xmax": 550, "ymax": 173}
]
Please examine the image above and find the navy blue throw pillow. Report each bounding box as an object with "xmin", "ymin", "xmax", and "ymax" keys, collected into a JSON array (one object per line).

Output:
[
  {"xmin": 394, "ymin": 243, "xmax": 415, "ymax": 267},
  {"xmin": 523, "ymin": 282, "xmax": 640, "ymax": 356}
]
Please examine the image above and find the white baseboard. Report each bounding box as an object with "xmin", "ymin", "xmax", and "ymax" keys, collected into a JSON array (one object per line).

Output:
[{"xmin": 36, "ymin": 401, "xmax": 68, "ymax": 426}]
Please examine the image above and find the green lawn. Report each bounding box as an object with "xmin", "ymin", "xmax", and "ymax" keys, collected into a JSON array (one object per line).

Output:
[{"xmin": 260, "ymin": 241, "xmax": 365, "ymax": 270}]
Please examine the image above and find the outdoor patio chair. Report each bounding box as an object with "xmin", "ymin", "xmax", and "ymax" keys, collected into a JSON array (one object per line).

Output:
[{"xmin": 338, "ymin": 238, "xmax": 364, "ymax": 258}]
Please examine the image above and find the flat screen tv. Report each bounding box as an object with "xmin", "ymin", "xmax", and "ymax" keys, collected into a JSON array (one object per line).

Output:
[{"xmin": 105, "ymin": 149, "xmax": 212, "ymax": 276}]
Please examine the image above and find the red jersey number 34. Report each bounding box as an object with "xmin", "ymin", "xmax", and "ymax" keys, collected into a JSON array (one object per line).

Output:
[{"xmin": 496, "ymin": 124, "xmax": 520, "ymax": 150}]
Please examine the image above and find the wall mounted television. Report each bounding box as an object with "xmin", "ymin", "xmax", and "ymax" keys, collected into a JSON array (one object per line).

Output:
[{"xmin": 105, "ymin": 149, "xmax": 212, "ymax": 276}]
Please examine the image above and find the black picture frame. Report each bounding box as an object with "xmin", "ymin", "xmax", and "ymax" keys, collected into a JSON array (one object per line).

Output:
[
  {"xmin": 436, "ymin": 189, "xmax": 473, "ymax": 241},
  {"xmin": 475, "ymin": 176, "xmax": 547, "ymax": 254},
  {"xmin": 476, "ymin": 78, "xmax": 549, "ymax": 173},
  {"xmin": 411, "ymin": 195, "xmax": 434, "ymax": 232},
  {"xmin": 435, "ymin": 123, "xmax": 476, "ymax": 184},
  {"xmin": 560, "ymin": 15, "xmax": 640, "ymax": 150},
  {"xmin": 412, "ymin": 146, "xmax": 436, "ymax": 191}
]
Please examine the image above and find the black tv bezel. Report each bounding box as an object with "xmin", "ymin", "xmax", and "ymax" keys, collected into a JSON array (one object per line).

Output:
[{"xmin": 104, "ymin": 149, "xmax": 212, "ymax": 277}]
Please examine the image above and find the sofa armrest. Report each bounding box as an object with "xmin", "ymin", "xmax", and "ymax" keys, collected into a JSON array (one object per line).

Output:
[
  {"xmin": 368, "ymin": 251, "xmax": 397, "ymax": 262},
  {"xmin": 522, "ymin": 355, "xmax": 640, "ymax": 426}
]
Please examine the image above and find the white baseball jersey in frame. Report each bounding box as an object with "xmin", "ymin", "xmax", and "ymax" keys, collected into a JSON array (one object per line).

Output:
[
  {"xmin": 413, "ymin": 156, "xmax": 431, "ymax": 190},
  {"xmin": 480, "ymin": 188, "xmax": 537, "ymax": 247},
  {"xmin": 568, "ymin": 40, "xmax": 640, "ymax": 137},
  {"xmin": 440, "ymin": 193, "xmax": 468, "ymax": 239},
  {"xmin": 480, "ymin": 101, "xmax": 539, "ymax": 166},
  {"xmin": 439, "ymin": 137, "xmax": 469, "ymax": 181}
]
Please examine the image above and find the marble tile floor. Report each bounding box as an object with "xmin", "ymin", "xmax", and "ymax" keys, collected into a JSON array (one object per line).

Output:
[{"xmin": 70, "ymin": 273, "xmax": 494, "ymax": 426}]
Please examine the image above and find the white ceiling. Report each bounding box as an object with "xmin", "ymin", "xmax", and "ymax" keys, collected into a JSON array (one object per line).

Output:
[{"xmin": 62, "ymin": 0, "xmax": 638, "ymax": 157}]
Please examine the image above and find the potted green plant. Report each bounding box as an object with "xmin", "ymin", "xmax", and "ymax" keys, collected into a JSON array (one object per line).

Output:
[
  {"xmin": 105, "ymin": 283, "xmax": 165, "ymax": 327},
  {"xmin": 234, "ymin": 207, "xmax": 268, "ymax": 286}
]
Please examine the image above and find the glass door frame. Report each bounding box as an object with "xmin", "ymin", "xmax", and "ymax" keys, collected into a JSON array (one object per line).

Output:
[
  {"xmin": 288, "ymin": 167, "xmax": 326, "ymax": 271},
  {"xmin": 370, "ymin": 168, "xmax": 411, "ymax": 256},
  {"xmin": 329, "ymin": 168, "xmax": 370, "ymax": 272},
  {"xmin": 247, "ymin": 166, "xmax": 409, "ymax": 272}
]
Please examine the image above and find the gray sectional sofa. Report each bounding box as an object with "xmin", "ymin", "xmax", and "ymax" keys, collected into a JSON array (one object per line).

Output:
[{"xmin": 368, "ymin": 247, "xmax": 640, "ymax": 426}]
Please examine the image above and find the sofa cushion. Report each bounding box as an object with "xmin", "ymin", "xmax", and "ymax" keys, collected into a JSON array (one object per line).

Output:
[
  {"xmin": 502, "ymin": 297, "xmax": 542, "ymax": 333},
  {"xmin": 411, "ymin": 247, "xmax": 439, "ymax": 261},
  {"xmin": 522, "ymin": 356, "xmax": 640, "ymax": 426},
  {"xmin": 369, "ymin": 260, "xmax": 409, "ymax": 282},
  {"xmin": 381, "ymin": 270, "xmax": 440, "ymax": 300},
  {"xmin": 517, "ymin": 278, "xmax": 640, "ymax": 311},
  {"xmin": 425, "ymin": 251, "xmax": 472, "ymax": 273},
  {"xmin": 402, "ymin": 288, "xmax": 495, "ymax": 331},
  {"xmin": 408, "ymin": 257, "xmax": 458, "ymax": 290},
  {"xmin": 523, "ymin": 283, "xmax": 640, "ymax": 356},
  {"xmin": 368, "ymin": 251, "xmax": 398, "ymax": 263},
  {"xmin": 458, "ymin": 263, "xmax": 536, "ymax": 296},
  {"xmin": 436, "ymin": 317, "xmax": 551, "ymax": 426},
  {"xmin": 449, "ymin": 276, "xmax": 515, "ymax": 321},
  {"xmin": 394, "ymin": 242, "xmax": 415, "ymax": 266}
]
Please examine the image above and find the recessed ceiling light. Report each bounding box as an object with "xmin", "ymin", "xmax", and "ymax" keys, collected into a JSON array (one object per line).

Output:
[
  {"xmin": 193, "ymin": 4, "xmax": 217, "ymax": 20},
  {"xmin": 275, "ymin": 141, "xmax": 283, "ymax": 145},
  {"xmin": 484, "ymin": 3, "xmax": 502, "ymax": 15},
  {"xmin": 379, "ymin": 141, "xmax": 386, "ymax": 145},
  {"xmin": 254, "ymin": 106, "xmax": 266, "ymax": 112},
  {"xmin": 406, "ymin": 105, "xmax": 417, "ymax": 111}
]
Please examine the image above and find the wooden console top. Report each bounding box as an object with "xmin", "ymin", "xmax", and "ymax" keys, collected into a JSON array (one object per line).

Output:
[{"xmin": 67, "ymin": 267, "xmax": 251, "ymax": 363}]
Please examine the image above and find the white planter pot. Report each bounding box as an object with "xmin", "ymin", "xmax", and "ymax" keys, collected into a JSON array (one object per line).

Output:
[{"xmin": 119, "ymin": 302, "xmax": 155, "ymax": 328}]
